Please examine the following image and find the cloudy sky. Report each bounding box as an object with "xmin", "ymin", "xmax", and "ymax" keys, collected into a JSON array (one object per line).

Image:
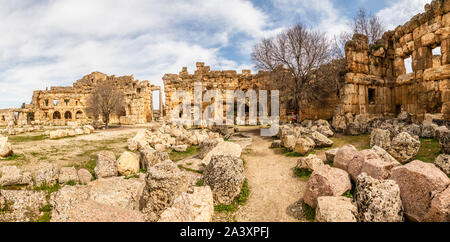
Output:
[{"xmin": 0, "ymin": 0, "xmax": 431, "ymax": 109}]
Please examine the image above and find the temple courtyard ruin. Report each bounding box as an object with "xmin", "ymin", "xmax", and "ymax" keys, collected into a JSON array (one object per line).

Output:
[{"xmin": 0, "ymin": 0, "xmax": 450, "ymax": 223}]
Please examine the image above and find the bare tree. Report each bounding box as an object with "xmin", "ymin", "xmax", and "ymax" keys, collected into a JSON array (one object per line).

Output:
[
  {"xmin": 252, "ymin": 24, "xmax": 331, "ymax": 111},
  {"xmin": 86, "ymin": 82, "xmax": 125, "ymax": 129},
  {"xmin": 333, "ymin": 8, "xmax": 385, "ymax": 57}
]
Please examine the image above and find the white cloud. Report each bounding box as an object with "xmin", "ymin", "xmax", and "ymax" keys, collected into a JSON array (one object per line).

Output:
[
  {"xmin": 376, "ymin": 0, "xmax": 432, "ymax": 30},
  {"xmin": 0, "ymin": 0, "xmax": 271, "ymax": 108}
]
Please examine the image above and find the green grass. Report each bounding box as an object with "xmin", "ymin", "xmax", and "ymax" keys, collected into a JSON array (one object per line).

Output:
[
  {"xmin": 35, "ymin": 204, "xmax": 52, "ymax": 222},
  {"xmin": 169, "ymin": 146, "xmax": 200, "ymax": 162},
  {"xmin": 343, "ymin": 190, "xmax": 354, "ymax": 199},
  {"xmin": 214, "ymin": 179, "xmax": 250, "ymax": 213},
  {"xmin": 195, "ymin": 178, "xmax": 204, "ymax": 187},
  {"xmin": 74, "ymin": 157, "xmax": 97, "ymax": 177},
  {"xmin": 330, "ymin": 134, "xmax": 370, "ymax": 151},
  {"xmin": 415, "ymin": 139, "xmax": 441, "ymax": 163},
  {"xmin": 0, "ymin": 201, "xmax": 13, "ymax": 215},
  {"xmin": 65, "ymin": 180, "xmax": 77, "ymax": 186},
  {"xmin": 8, "ymin": 134, "xmax": 48, "ymax": 143},
  {"xmin": 273, "ymin": 147, "xmax": 313, "ymax": 157},
  {"xmin": 294, "ymin": 168, "xmax": 312, "ymax": 182},
  {"xmin": 4, "ymin": 153, "xmax": 26, "ymax": 161},
  {"xmin": 177, "ymin": 164, "xmax": 203, "ymax": 174},
  {"xmin": 33, "ymin": 183, "xmax": 60, "ymax": 199},
  {"xmin": 302, "ymin": 202, "xmax": 316, "ymax": 222}
]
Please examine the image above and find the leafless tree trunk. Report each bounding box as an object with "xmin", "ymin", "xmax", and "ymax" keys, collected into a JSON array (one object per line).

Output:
[
  {"xmin": 252, "ymin": 24, "xmax": 331, "ymax": 112},
  {"xmin": 85, "ymin": 82, "xmax": 125, "ymax": 129}
]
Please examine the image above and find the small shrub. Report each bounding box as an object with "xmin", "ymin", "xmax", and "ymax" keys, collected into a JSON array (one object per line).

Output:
[
  {"xmin": 195, "ymin": 178, "xmax": 204, "ymax": 187},
  {"xmin": 294, "ymin": 168, "xmax": 312, "ymax": 182},
  {"xmin": 302, "ymin": 202, "xmax": 315, "ymax": 222},
  {"xmin": 65, "ymin": 180, "xmax": 76, "ymax": 186}
]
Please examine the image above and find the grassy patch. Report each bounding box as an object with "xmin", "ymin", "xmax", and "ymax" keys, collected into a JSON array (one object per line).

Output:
[
  {"xmin": 302, "ymin": 202, "xmax": 316, "ymax": 222},
  {"xmin": 415, "ymin": 139, "xmax": 441, "ymax": 163},
  {"xmin": 33, "ymin": 183, "xmax": 60, "ymax": 199},
  {"xmin": 35, "ymin": 204, "xmax": 52, "ymax": 222},
  {"xmin": 170, "ymin": 146, "xmax": 200, "ymax": 162},
  {"xmin": 331, "ymin": 134, "xmax": 370, "ymax": 150},
  {"xmin": 214, "ymin": 179, "xmax": 250, "ymax": 213},
  {"xmin": 0, "ymin": 201, "xmax": 13, "ymax": 215},
  {"xmin": 294, "ymin": 168, "xmax": 312, "ymax": 182},
  {"xmin": 343, "ymin": 190, "xmax": 354, "ymax": 199},
  {"xmin": 65, "ymin": 180, "xmax": 77, "ymax": 186},
  {"xmin": 8, "ymin": 134, "xmax": 48, "ymax": 143},
  {"xmin": 195, "ymin": 178, "xmax": 204, "ymax": 187},
  {"xmin": 178, "ymin": 164, "xmax": 203, "ymax": 174},
  {"xmin": 273, "ymin": 147, "xmax": 312, "ymax": 157},
  {"xmin": 4, "ymin": 153, "xmax": 26, "ymax": 161},
  {"xmin": 74, "ymin": 157, "xmax": 97, "ymax": 177}
]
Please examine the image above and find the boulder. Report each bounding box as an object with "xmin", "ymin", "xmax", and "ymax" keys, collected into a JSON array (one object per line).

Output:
[
  {"xmin": 199, "ymin": 138, "xmax": 223, "ymax": 159},
  {"xmin": 282, "ymin": 135, "xmax": 296, "ymax": 151},
  {"xmin": 348, "ymin": 148, "xmax": 400, "ymax": 181},
  {"xmin": 0, "ymin": 190, "xmax": 47, "ymax": 222},
  {"xmin": 434, "ymin": 126, "xmax": 449, "ymax": 141},
  {"xmin": 89, "ymin": 176, "xmax": 145, "ymax": 211},
  {"xmin": 397, "ymin": 111, "xmax": 411, "ymax": 122},
  {"xmin": 434, "ymin": 154, "xmax": 450, "ymax": 176},
  {"xmin": 201, "ymin": 141, "xmax": 242, "ymax": 166},
  {"xmin": 440, "ymin": 129, "xmax": 449, "ymax": 154},
  {"xmin": 303, "ymin": 165, "xmax": 352, "ymax": 208},
  {"xmin": 52, "ymin": 200, "xmax": 145, "ymax": 222},
  {"xmin": 296, "ymin": 154, "xmax": 324, "ymax": 172},
  {"xmin": 159, "ymin": 186, "xmax": 214, "ymax": 222},
  {"xmin": 0, "ymin": 166, "xmax": 32, "ymax": 186},
  {"xmin": 35, "ymin": 163, "xmax": 58, "ymax": 186},
  {"xmin": 77, "ymin": 169, "xmax": 93, "ymax": 185},
  {"xmin": 325, "ymin": 148, "xmax": 339, "ymax": 163},
  {"xmin": 391, "ymin": 160, "xmax": 450, "ymax": 222},
  {"xmin": 117, "ymin": 151, "xmax": 140, "ymax": 177},
  {"xmin": 127, "ymin": 130, "xmax": 149, "ymax": 152},
  {"xmin": 94, "ymin": 151, "xmax": 117, "ymax": 179},
  {"xmin": 315, "ymin": 196, "xmax": 357, "ymax": 222},
  {"xmin": 58, "ymin": 167, "xmax": 79, "ymax": 184},
  {"xmin": 142, "ymin": 160, "xmax": 188, "ymax": 221},
  {"xmin": 388, "ymin": 132, "xmax": 420, "ymax": 164},
  {"xmin": 334, "ymin": 145, "xmax": 358, "ymax": 171},
  {"xmin": 203, "ymin": 155, "xmax": 245, "ymax": 205},
  {"xmin": 317, "ymin": 125, "xmax": 334, "ymax": 137},
  {"xmin": 422, "ymin": 123, "xmax": 438, "ymax": 138},
  {"xmin": 310, "ymin": 131, "xmax": 333, "ymax": 147},
  {"xmin": 50, "ymin": 185, "xmax": 91, "ymax": 222},
  {"xmin": 139, "ymin": 147, "xmax": 169, "ymax": 170},
  {"xmin": 0, "ymin": 136, "xmax": 13, "ymax": 158},
  {"xmin": 354, "ymin": 173, "xmax": 404, "ymax": 222},
  {"xmin": 424, "ymin": 186, "xmax": 450, "ymax": 222},
  {"xmin": 294, "ymin": 137, "xmax": 315, "ymax": 155},
  {"xmin": 83, "ymin": 125, "xmax": 95, "ymax": 134},
  {"xmin": 173, "ymin": 145, "xmax": 188, "ymax": 152},
  {"xmin": 404, "ymin": 124, "xmax": 422, "ymax": 137},
  {"xmin": 332, "ymin": 115, "xmax": 347, "ymax": 132},
  {"xmin": 154, "ymin": 144, "xmax": 166, "ymax": 152},
  {"xmin": 370, "ymin": 129, "xmax": 391, "ymax": 150}
]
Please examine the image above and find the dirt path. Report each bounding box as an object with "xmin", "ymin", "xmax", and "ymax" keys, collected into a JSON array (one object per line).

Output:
[{"xmin": 233, "ymin": 127, "xmax": 306, "ymax": 222}]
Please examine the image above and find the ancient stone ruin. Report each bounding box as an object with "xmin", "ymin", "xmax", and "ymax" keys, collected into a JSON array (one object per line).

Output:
[{"xmin": 0, "ymin": 72, "xmax": 162, "ymax": 126}]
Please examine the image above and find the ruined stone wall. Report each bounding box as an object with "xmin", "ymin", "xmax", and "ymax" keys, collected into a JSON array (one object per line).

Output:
[
  {"xmin": 163, "ymin": 62, "xmax": 297, "ymax": 123},
  {"xmin": 338, "ymin": 0, "xmax": 450, "ymax": 122},
  {"xmin": 21, "ymin": 72, "xmax": 159, "ymax": 126}
]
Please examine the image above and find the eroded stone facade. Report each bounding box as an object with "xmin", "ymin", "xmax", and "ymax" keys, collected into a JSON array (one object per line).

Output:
[
  {"xmin": 0, "ymin": 72, "xmax": 161, "ymax": 126},
  {"xmin": 336, "ymin": 0, "xmax": 450, "ymax": 122}
]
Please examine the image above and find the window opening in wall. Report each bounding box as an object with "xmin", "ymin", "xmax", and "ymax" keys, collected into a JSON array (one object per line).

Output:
[
  {"xmin": 432, "ymin": 46, "xmax": 441, "ymax": 55},
  {"xmin": 432, "ymin": 46, "xmax": 442, "ymax": 67},
  {"xmin": 64, "ymin": 99, "xmax": 70, "ymax": 105},
  {"xmin": 54, "ymin": 100, "xmax": 60, "ymax": 106},
  {"xmin": 368, "ymin": 88, "xmax": 376, "ymax": 104},
  {"xmin": 137, "ymin": 88, "xmax": 141, "ymax": 94},
  {"xmin": 45, "ymin": 100, "xmax": 49, "ymax": 106},
  {"xmin": 404, "ymin": 56, "xmax": 413, "ymax": 74},
  {"xmin": 53, "ymin": 111, "xmax": 61, "ymax": 119}
]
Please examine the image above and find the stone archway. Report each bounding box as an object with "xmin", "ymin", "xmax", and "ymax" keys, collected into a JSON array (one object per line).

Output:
[
  {"xmin": 76, "ymin": 111, "xmax": 84, "ymax": 119},
  {"xmin": 64, "ymin": 111, "xmax": 72, "ymax": 120},
  {"xmin": 53, "ymin": 111, "xmax": 61, "ymax": 120}
]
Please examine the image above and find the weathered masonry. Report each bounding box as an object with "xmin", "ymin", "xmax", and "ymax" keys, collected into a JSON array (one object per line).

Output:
[
  {"xmin": 0, "ymin": 72, "xmax": 162, "ymax": 126},
  {"xmin": 336, "ymin": 0, "xmax": 450, "ymax": 123}
]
